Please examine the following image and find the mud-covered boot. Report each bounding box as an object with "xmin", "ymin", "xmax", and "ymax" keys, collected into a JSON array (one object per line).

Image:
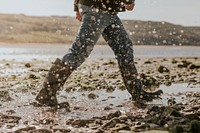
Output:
[
  {"xmin": 119, "ymin": 61, "xmax": 163, "ymax": 104},
  {"xmin": 36, "ymin": 58, "xmax": 72, "ymax": 107},
  {"xmin": 129, "ymin": 77, "xmax": 163, "ymax": 102}
]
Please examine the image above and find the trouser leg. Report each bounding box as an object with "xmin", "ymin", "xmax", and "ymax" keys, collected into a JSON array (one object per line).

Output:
[
  {"xmin": 102, "ymin": 15, "xmax": 137, "ymax": 94},
  {"xmin": 62, "ymin": 5, "xmax": 116, "ymax": 69},
  {"xmin": 102, "ymin": 16, "xmax": 163, "ymax": 102}
]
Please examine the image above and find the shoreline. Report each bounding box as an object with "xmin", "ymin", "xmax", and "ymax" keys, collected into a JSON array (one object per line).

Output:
[
  {"xmin": 1, "ymin": 42, "xmax": 200, "ymax": 46},
  {"xmin": 0, "ymin": 44, "xmax": 200, "ymax": 62}
]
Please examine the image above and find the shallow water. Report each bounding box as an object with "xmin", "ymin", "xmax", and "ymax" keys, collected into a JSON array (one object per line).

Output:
[
  {"xmin": 0, "ymin": 83, "xmax": 199, "ymax": 132},
  {"xmin": 0, "ymin": 44, "xmax": 200, "ymax": 61}
]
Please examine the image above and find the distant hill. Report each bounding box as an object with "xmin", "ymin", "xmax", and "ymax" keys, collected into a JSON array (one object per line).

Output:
[{"xmin": 0, "ymin": 13, "xmax": 200, "ymax": 45}]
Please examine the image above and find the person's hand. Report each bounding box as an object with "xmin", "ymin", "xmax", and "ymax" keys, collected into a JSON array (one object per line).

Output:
[
  {"xmin": 124, "ymin": 3, "xmax": 135, "ymax": 11},
  {"xmin": 76, "ymin": 11, "xmax": 82, "ymax": 22}
]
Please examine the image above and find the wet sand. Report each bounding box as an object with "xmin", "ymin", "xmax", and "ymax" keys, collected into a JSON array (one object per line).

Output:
[{"xmin": 0, "ymin": 44, "xmax": 200, "ymax": 132}]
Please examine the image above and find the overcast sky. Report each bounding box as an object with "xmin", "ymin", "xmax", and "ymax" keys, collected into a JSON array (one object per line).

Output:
[{"xmin": 0, "ymin": 0, "xmax": 199, "ymax": 26}]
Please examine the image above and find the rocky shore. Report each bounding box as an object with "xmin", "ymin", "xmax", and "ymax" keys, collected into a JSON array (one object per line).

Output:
[{"xmin": 0, "ymin": 57, "xmax": 199, "ymax": 133}]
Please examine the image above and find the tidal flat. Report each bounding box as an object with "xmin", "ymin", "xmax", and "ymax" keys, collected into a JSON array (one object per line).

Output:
[{"xmin": 0, "ymin": 56, "xmax": 199, "ymax": 133}]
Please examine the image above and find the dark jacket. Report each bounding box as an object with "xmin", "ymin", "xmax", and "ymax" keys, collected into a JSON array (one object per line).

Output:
[{"xmin": 74, "ymin": 0, "xmax": 135, "ymax": 12}]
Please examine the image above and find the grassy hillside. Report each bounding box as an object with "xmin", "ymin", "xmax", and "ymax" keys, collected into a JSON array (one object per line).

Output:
[
  {"xmin": 0, "ymin": 14, "xmax": 79, "ymax": 44},
  {"xmin": 0, "ymin": 13, "xmax": 200, "ymax": 45}
]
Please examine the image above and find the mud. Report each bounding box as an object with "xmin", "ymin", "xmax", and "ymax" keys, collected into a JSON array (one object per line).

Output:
[{"xmin": 0, "ymin": 57, "xmax": 200, "ymax": 133}]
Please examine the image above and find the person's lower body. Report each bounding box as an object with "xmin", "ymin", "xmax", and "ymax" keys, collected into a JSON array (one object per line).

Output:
[
  {"xmin": 35, "ymin": 5, "xmax": 163, "ymax": 108},
  {"xmin": 35, "ymin": 5, "xmax": 117, "ymax": 108}
]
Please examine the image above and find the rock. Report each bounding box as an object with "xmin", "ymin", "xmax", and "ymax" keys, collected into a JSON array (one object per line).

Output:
[
  {"xmin": 29, "ymin": 74, "xmax": 40, "ymax": 79},
  {"xmin": 88, "ymin": 93, "xmax": 99, "ymax": 99},
  {"xmin": 29, "ymin": 102, "xmax": 43, "ymax": 107},
  {"xmin": 185, "ymin": 113, "xmax": 200, "ymax": 120},
  {"xmin": 6, "ymin": 110, "xmax": 16, "ymax": 114},
  {"xmin": 57, "ymin": 102, "xmax": 70, "ymax": 111},
  {"xmin": 14, "ymin": 126, "xmax": 36, "ymax": 133},
  {"xmin": 191, "ymin": 105, "xmax": 200, "ymax": 110},
  {"xmin": 5, "ymin": 63, "xmax": 10, "ymax": 66},
  {"xmin": 102, "ymin": 60, "xmax": 116, "ymax": 66},
  {"xmin": 95, "ymin": 119, "xmax": 103, "ymax": 125},
  {"xmin": 6, "ymin": 123, "xmax": 16, "ymax": 129},
  {"xmin": 170, "ymin": 109, "xmax": 182, "ymax": 117},
  {"xmin": 23, "ymin": 121, "xmax": 29, "ymax": 125},
  {"xmin": 38, "ymin": 118, "xmax": 54, "ymax": 125},
  {"xmin": 171, "ymin": 125, "xmax": 183, "ymax": 133},
  {"xmin": 71, "ymin": 119, "xmax": 94, "ymax": 127},
  {"xmin": 103, "ymin": 118, "xmax": 121, "ymax": 128},
  {"xmin": 25, "ymin": 63, "xmax": 31, "ymax": 68},
  {"xmin": 189, "ymin": 120, "xmax": 200, "ymax": 133},
  {"xmin": 146, "ymin": 106, "xmax": 184, "ymax": 126},
  {"xmin": 111, "ymin": 123, "xmax": 131, "ymax": 131},
  {"xmin": 0, "ymin": 113, "xmax": 21, "ymax": 124},
  {"xmin": 144, "ymin": 60, "xmax": 152, "ymax": 64},
  {"xmin": 66, "ymin": 118, "xmax": 74, "ymax": 125},
  {"xmin": 147, "ymin": 105, "xmax": 161, "ymax": 115},
  {"xmin": 180, "ymin": 60, "xmax": 192, "ymax": 68},
  {"xmin": 116, "ymin": 104, "xmax": 123, "ymax": 107},
  {"xmin": 172, "ymin": 59, "xmax": 178, "ymax": 64},
  {"xmin": 158, "ymin": 65, "xmax": 170, "ymax": 73},
  {"xmin": 52, "ymin": 126, "xmax": 71, "ymax": 132},
  {"xmin": 29, "ymin": 129, "xmax": 52, "ymax": 133},
  {"xmin": 73, "ymin": 106, "xmax": 81, "ymax": 110},
  {"xmin": 164, "ymin": 81, "xmax": 172, "ymax": 86},
  {"xmin": 183, "ymin": 108, "xmax": 195, "ymax": 113},
  {"xmin": 104, "ymin": 106, "xmax": 112, "ymax": 110},
  {"xmin": 0, "ymin": 90, "xmax": 13, "ymax": 102},
  {"xmin": 106, "ymin": 86, "xmax": 115, "ymax": 92},
  {"xmin": 167, "ymin": 98, "xmax": 176, "ymax": 106},
  {"xmin": 188, "ymin": 64, "xmax": 200, "ymax": 69},
  {"xmin": 107, "ymin": 110, "xmax": 121, "ymax": 119},
  {"xmin": 94, "ymin": 128, "xmax": 105, "ymax": 133},
  {"xmin": 193, "ymin": 93, "xmax": 200, "ymax": 97},
  {"xmin": 132, "ymin": 122, "xmax": 149, "ymax": 131},
  {"xmin": 119, "ymin": 115, "xmax": 129, "ymax": 121},
  {"xmin": 172, "ymin": 104, "xmax": 184, "ymax": 111}
]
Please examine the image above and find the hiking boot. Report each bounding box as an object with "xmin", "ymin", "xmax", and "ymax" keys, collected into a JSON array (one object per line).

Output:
[
  {"xmin": 118, "ymin": 61, "xmax": 163, "ymax": 104},
  {"xmin": 36, "ymin": 58, "xmax": 72, "ymax": 107}
]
